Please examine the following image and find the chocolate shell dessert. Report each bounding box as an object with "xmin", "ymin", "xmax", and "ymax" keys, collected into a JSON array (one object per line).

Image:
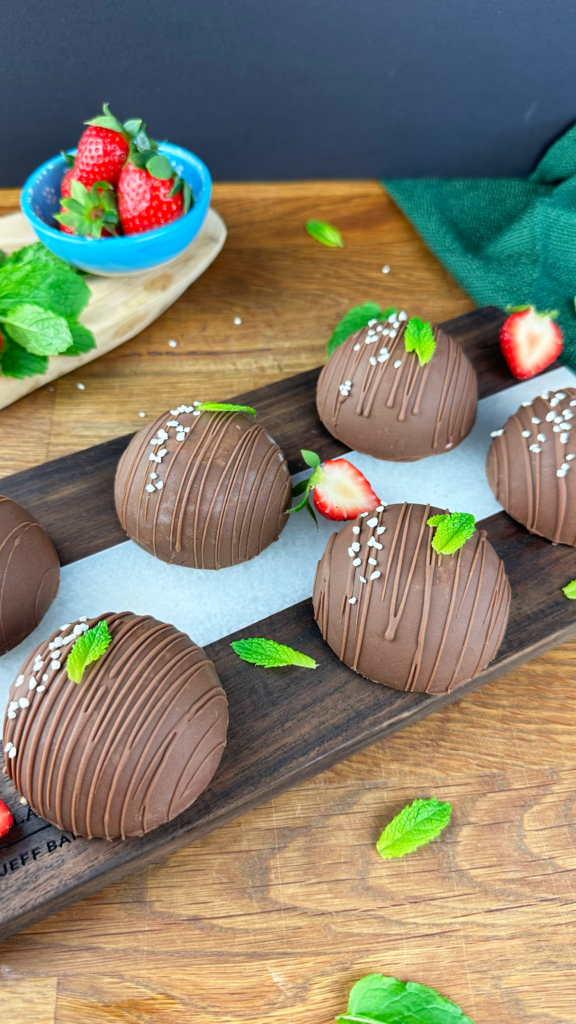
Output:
[
  {"xmin": 486, "ymin": 387, "xmax": 576, "ymax": 546},
  {"xmin": 2, "ymin": 612, "xmax": 228, "ymax": 839},
  {"xmin": 313, "ymin": 502, "xmax": 510, "ymax": 694},
  {"xmin": 0, "ymin": 495, "xmax": 59, "ymax": 655},
  {"xmin": 316, "ymin": 314, "xmax": 477, "ymax": 461},
  {"xmin": 115, "ymin": 403, "xmax": 292, "ymax": 569}
]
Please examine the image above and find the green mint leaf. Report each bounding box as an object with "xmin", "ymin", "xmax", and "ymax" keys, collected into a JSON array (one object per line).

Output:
[
  {"xmin": 305, "ymin": 220, "xmax": 344, "ymax": 248},
  {"xmin": 196, "ymin": 402, "xmax": 257, "ymax": 417},
  {"xmin": 376, "ymin": 797, "xmax": 452, "ymax": 860},
  {"xmin": 427, "ymin": 512, "xmax": 476, "ymax": 556},
  {"xmin": 337, "ymin": 973, "xmax": 474, "ymax": 1024},
  {"xmin": 327, "ymin": 303, "xmax": 385, "ymax": 357},
  {"xmin": 0, "ymin": 332, "xmax": 48, "ymax": 378},
  {"xmin": 66, "ymin": 619, "xmax": 112, "ymax": 684},
  {"xmin": 62, "ymin": 320, "xmax": 96, "ymax": 356},
  {"xmin": 562, "ymin": 579, "xmax": 576, "ymax": 599},
  {"xmin": 0, "ymin": 263, "xmax": 90, "ymax": 319},
  {"xmin": 1, "ymin": 304, "xmax": 73, "ymax": 355},
  {"xmin": 301, "ymin": 449, "xmax": 320, "ymax": 469},
  {"xmin": 231, "ymin": 638, "xmax": 318, "ymax": 669},
  {"xmin": 404, "ymin": 317, "xmax": 436, "ymax": 366}
]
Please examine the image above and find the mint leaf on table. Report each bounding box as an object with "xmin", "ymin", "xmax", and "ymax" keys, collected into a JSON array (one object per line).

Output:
[
  {"xmin": 0, "ymin": 334, "xmax": 48, "ymax": 378},
  {"xmin": 196, "ymin": 402, "xmax": 257, "ymax": 417},
  {"xmin": 327, "ymin": 303, "xmax": 397, "ymax": 357},
  {"xmin": 562, "ymin": 579, "xmax": 576, "ymax": 599},
  {"xmin": 376, "ymin": 797, "xmax": 451, "ymax": 859},
  {"xmin": 230, "ymin": 638, "xmax": 318, "ymax": 669},
  {"xmin": 67, "ymin": 620, "xmax": 112, "ymax": 684},
  {"xmin": 63, "ymin": 320, "xmax": 96, "ymax": 356},
  {"xmin": 404, "ymin": 317, "xmax": 436, "ymax": 365},
  {"xmin": 0, "ymin": 304, "xmax": 73, "ymax": 355},
  {"xmin": 305, "ymin": 220, "xmax": 344, "ymax": 248},
  {"xmin": 337, "ymin": 973, "xmax": 474, "ymax": 1024},
  {"xmin": 427, "ymin": 512, "xmax": 476, "ymax": 555}
]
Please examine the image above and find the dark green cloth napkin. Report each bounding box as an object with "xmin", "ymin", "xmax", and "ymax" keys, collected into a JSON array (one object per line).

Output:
[{"xmin": 383, "ymin": 125, "xmax": 576, "ymax": 371}]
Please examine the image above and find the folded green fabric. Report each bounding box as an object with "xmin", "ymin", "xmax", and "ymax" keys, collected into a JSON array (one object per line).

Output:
[{"xmin": 383, "ymin": 125, "xmax": 576, "ymax": 371}]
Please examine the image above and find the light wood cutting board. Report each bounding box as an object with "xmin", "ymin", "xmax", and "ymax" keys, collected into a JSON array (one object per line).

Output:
[{"xmin": 0, "ymin": 208, "xmax": 227, "ymax": 409}]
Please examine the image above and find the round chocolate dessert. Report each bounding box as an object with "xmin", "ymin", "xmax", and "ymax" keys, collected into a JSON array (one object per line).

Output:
[
  {"xmin": 316, "ymin": 314, "xmax": 477, "ymax": 461},
  {"xmin": 313, "ymin": 502, "xmax": 510, "ymax": 694},
  {"xmin": 2, "ymin": 612, "xmax": 228, "ymax": 839},
  {"xmin": 115, "ymin": 404, "xmax": 292, "ymax": 569},
  {"xmin": 486, "ymin": 387, "xmax": 576, "ymax": 546},
  {"xmin": 0, "ymin": 495, "xmax": 59, "ymax": 655}
]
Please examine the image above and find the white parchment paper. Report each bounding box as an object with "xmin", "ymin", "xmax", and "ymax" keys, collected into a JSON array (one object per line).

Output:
[{"xmin": 1, "ymin": 365, "xmax": 575, "ymax": 714}]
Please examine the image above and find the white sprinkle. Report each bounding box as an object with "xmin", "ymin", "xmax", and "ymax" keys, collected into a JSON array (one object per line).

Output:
[
  {"xmin": 42, "ymin": 674, "xmax": 48, "ymax": 682},
  {"xmin": 353, "ymin": 343, "xmax": 360, "ymax": 351},
  {"xmin": 368, "ymin": 318, "xmax": 377, "ymax": 327},
  {"xmin": 28, "ymin": 678, "xmax": 37, "ymax": 690},
  {"xmin": 348, "ymin": 547, "xmax": 355, "ymax": 557},
  {"xmin": 9, "ymin": 702, "xmax": 18, "ymax": 711},
  {"xmin": 555, "ymin": 416, "xmax": 564, "ymax": 424},
  {"xmin": 193, "ymin": 410, "xmax": 201, "ymax": 416},
  {"xmin": 157, "ymin": 429, "xmax": 168, "ymax": 441},
  {"xmin": 381, "ymin": 265, "xmax": 390, "ymax": 274},
  {"xmin": 48, "ymin": 642, "xmax": 55, "ymax": 650},
  {"xmin": 377, "ymin": 353, "xmax": 389, "ymax": 363},
  {"xmin": 557, "ymin": 469, "xmax": 567, "ymax": 477},
  {"xmin": 351, "ymin": 542, "xmax": 361, "ymax": 552},
  {"xmin": 368, "ymin": 557, "xmax": 377, "ymax": 565},
  {"xmin": 562, "ymin": 463, "xmax": 570, "ymax": 471},
  {"xmin": 532, "ymin": 417, "xmax": 541, "ymax": 424},
  {"xmin": 344, "ymin": 380, "xmax": 352, "ymax": 387},
  {"xmin": 146, "ymin": 484, "xmax": 155, "ymax": 493},
  {"xmin": 561, "ymin": 433, "xmax": 569, "ymax": 443},
  {"xmin": 373, "ymin": 541, "xmax": 383, "ymax": 550},
  {"xmin": 76, "ymin": 382, "xmax": 85, "ymax": 390},
  {"xmin": 149, "ymin": 453, "xmax": 160, "ymax": 462},
  {"xmin": 176, "ymin": 433, "xmax": 186, "ymax": 442},
  {"xmin": 8, "ymin": 747, "xmax": 16, "ymax": 758},
  {"xmin": 491, "ymin": 429, "xmax": 504, "ymax": 437},
  {"xmin": 52, "ymin": 637, "xmax": 64, "ymax": 648},
  {"xmin": 16, "ymin": 675, "xmax": 24, "ymax": 687},
  {"xmin": 7, "ymin": 711, "xmax": 16, "ymax": 719},
  {"xmin": 390, "ymin": 331, "xmax": 397, "ymax": 340},
  {"xmin": 149, "ymin": 472, "xmax": 157, "ymax": 480},
  {"xmin": 360, "ymin": 511, "xmax": 370, "ymax": 517},
  {"xmin": 564, "ymin": 410, "xmax": 574, "ymax": 419},
  {"xmin": 19, "ymin": 797, "xmax": 27, "ymax": 805},
  {"xmin": 73, "ymin": 624, "xmax": 84, "ymax": 635},
  {"xmin": 139, "ymin": 411, "xmax": 146, "ymax": 418},
  {"xmin": 157, "ymin": 448, "xmax": 167, "ymax": 457},
  {"xmin": 376, "ymin": 526, "xmax": 386, "ymax": 534},
  {"xmin": 376, "ymin": 505, "xmax": 385, "ymax": 511},
  {"xmin": 529, "ymin": 444, "xmax": 541, "ymax": 452},
  {"xmin": 537, "ymin": 434, "xmax": 547, "ymax": 442},
  {"xmin": 394, "ymin": 359, "xmax": 402, "ymax": 369},
  {"xmin": 352, "ymin": 526, "xmax": 360, "ymax": 534},
  {"xmin": 546, "ymin": 411, "xmax": 556, "ymax": 421},
  {"xmin": 369, "ymin": 356, "xmax": 377, "ymax": 366},
  {"xmin": 4, "ymin": 741, "xmax": 13, "ymax": 751},
  {"xmin": 366, "ymin": 517, "xmax": 379, "ymax": 527},
  {"xmin": 521, "ymin": 401, "xmax": 532, "ymax": 407},
  {"xmin": 398, "ymin": 311, "xmax": 407, "ymax": 321},
  {"xmin": 370, "ymin": 571, "xmax": 381, "ymax": 580},
  {"xmin": 37, "ymin": 685, "xmax": 45, "ymax": 693},
  {"xmin": 522, "ymin": 430, "xmax": 531, "ymax": 437},
  {"xmin": 18, "ymin": 697, "xmax": 29, "ymax": 708},
  {"xmin": 376, "ymin": 324, "xmax": 383, "ymax": 332},
  {"xmin": 168, "ymin": 339, "xmax": 178, "ymax": 348},
  {"xmin": 79, "ymin": 616, "xmax": 88, "ymax": 622},
  {"xmin": 352, "ymin": 558, "xmax": 362, "ymax": 566},
  {"xmin": 571, "ymin": 400, "xmax": 576, "ymax": 407},
  {"xmin": 348, "ymin": 596, "xmax": 357, "ymax": 604},
  {"xmin": 567, "ymin": 454, "xmax": 575, "ymax": 460},
  {"xmin": 51, "ymin": 661, "xmax": 61, "ymax": 670},
  {"xmin": 382, "ymin": 328, "xmax": 390, "ymax": 337},
  {"xmin": 358, "ymin": 576, "xmax": 367, "ymax": 584},
  {"xmin": 155, "ymin": 480, "xmax": 163, "ymax": 489},
  {"xmin": 556, "ymin": 392, "xmax": 567, "ymax": 399},
  {"xmin": 541, "ymin": 391, "xmax": 550, "ymax": 399},
  {"xmin": 388, "ymin": 313, "xmax": 396, "ymax": 322},
  {"xmin": 550, "ymin": 397, "xmax": 560, "ymax": 407}
]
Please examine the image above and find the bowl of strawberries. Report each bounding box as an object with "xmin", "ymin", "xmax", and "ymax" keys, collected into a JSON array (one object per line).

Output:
[{"xmin": 20, "ymin": 105, "xmax": 212, "ymax": 276}]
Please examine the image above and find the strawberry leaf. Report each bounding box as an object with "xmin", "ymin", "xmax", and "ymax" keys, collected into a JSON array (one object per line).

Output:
[
  {"xmin": 146, "ymin": 154, "xmax": 173, "ymax": 180},
  {"xmin": 404, "ymin": 317, "xmax": 436, "ymax": 366},
  {"xmin": 305, "ymin": 220, "xmax": 344, "ymax": 248},
  {"xmin": 86, "ymin": 102, "xmax": 126, "ymax": 135},
  {"xmin": 66, "ymin": 620, "xmax": 112, "ymax": 684},
  {"xmin": 231, "ymin": 638, "xmax": 318, "ymax": 669},
  {"xmin": 376, "ymin": 797, "xmax": 452, "ymax": 859},
  {"xmin": 427, "ymin": 512, "xmax": 475, "ymax": 555},
  {"xmin": 301, "ymin": 449, "xmax": 320, "ymax": 468}
]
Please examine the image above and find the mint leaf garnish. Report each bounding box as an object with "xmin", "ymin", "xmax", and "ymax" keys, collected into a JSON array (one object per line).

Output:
[
  {"xmin": 427, "ymin": 512, "xmax": 476, "ymax": 555},
  {"xmin": 327, "ymin": 303, "xmax": 397, "ymax": 357},
  {"xmin": 305, "ymin": 220, "xmax": 344, "ymax": 248},
  {"xmin": 376, "ymin": 797, "xmax": 452, "ymax": 860},
  {"xmin": 0, "ymin": 304, "xmax": 73, "ymax": 356},
  {"xmin": 0, "ymin": 333, "xmax": 48, "ymax": 378},
  {"xmin": 196, "ymin": 402, "xmax": 256, "ymax": 417},
  {"xmin": 62, "ymin": 320, "xmax": 96, "ymax": 356},
  {"xmin": 563, "ymin": 579, "xmax": 576, "ymax": 599},
  {"xmin": 230, "ymin": 638, "xmax": 318, "ymax": 669},
  {"xmin": 336, "ymin": 972, "xmax": 474, "ymax": 1024},
  {"xmin": 66, "ymin": 620, "xmax": 112, "ymax": 684},
  {"xmin": 404, "ymin": 317, "xmax": 436, "ymax": 366}
]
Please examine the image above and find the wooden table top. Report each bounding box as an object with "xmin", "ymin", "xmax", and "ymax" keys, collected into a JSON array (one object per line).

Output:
[{"xmin": 0, "ymin": 183, "xmax": 574, "ymax": 1024}]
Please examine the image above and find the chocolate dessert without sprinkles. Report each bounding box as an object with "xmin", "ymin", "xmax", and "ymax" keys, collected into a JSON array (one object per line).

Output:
[
  {"xmin": 486, "ymin": 387, "xmax": 576, "ymax": 545},
  {"xmin": 2, "ymin": 612, "xmax": 228, "ymax": 840},
  {"xmin": 316, "ymin": 313, "xmax": 477, "ymax": 461},
  {"xmin": 115, "ymin": 402, "xmax": 292, "ymax": 569},
  {"xmin": 0, "ymin": 495, "xmax": 60, "ymax": 655},
  {"xmin": 313, "ymin": 503, "xmax": 510, "ymax": 694}
]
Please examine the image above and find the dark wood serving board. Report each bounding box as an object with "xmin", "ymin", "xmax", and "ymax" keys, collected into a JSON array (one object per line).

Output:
[{"xmin": 1, "ymin": 305, "xmax": 574, "ymax": 941}]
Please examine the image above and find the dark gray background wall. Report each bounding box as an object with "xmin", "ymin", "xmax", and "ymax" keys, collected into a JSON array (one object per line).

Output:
[{"xmin": 1, "ymin": 0, "xmax": 575, "ymax": 186}]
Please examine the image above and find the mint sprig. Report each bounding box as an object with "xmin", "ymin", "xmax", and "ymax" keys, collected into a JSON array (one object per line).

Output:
[
  {"xmin": 230, "ymin": 638, "xmax": 318, "ymax": 669},
  {"xmin": 195, "ymin": 402, "xmax": 256, "ymax": 417},
  {"xmin": 427, "ymin": 512, "xmax": 476, "ymax": 555},
  {"xmin": 336, "ymin": 973, "xmax": 473, "ymax": 1024},
  {"xmin": 562, "ymin": 579, "xmax": 576, "ymax": 599},
  {"xmin": 404, "ymin": 317, "xmax": 436, "ymax": 365},
  {"xmin": 305, "ymin": 220, "xmax": 344, "ymax": 248},
  {"xmin": 376, "ymin": 797, "xmax": 452, "ymax": 860},
  {"xmin": 66, "ymin": 619, "xmax": 112, "ymax": 684},
  {"xmin": 327, "ymin": 303, "xmax": 397, "ymax": 357}
]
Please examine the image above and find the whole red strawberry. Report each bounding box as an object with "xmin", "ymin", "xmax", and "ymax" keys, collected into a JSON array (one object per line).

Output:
[
  {"xmin": 118, "ymin": 136, "xmax": 193, "ymax": 235},
  {"xmin": 0, "ymin": 797, "xmax": 13, "ymax": 838},
  {"xmin": 73, "ymin": 103, "xmax": 131, "ymax": 189}
]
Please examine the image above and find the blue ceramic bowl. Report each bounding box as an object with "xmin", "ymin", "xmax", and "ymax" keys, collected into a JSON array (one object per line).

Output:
[{"xmin": 20, "ymin": 143, "xmax": 212, "ymax": 276}]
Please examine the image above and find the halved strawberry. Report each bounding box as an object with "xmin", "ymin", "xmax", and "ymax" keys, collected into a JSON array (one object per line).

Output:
[
  {"xmin": 500, "ymin": 306, "xmax": 563, "ymax": 380},
  {"xmin": 0, "ymin": 797, "xmax": 14, "ymax": 838},
  {"xmin": 288, "ymin": 450, "xmax": 380, "ymax": 522}
]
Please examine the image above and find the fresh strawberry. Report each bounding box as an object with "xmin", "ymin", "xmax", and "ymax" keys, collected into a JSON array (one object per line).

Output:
[
  {"xmin": 55, "ymin": 180, "xmax": 119, "ymax": 239},
  {"xmin": 288, "ymin": 450, "xmax": 380, "ymax": 522},
  {"xmin": 500, "ymin": 306, "xmax": 563, "ymax": 380},
  {"xmin": 0, "ymin": 797, "xmax": 13, "ymax": 838},
  {"xmin": 73, "ymin": 103, "xmax": 132, "ymax": 188},
  {"xmin": 117, "ymin": 128, "xmax": 193, "ymax": 235},
  {"xmin": 60, "ymin": 166, "xmax": 76, "ymax": 199}
]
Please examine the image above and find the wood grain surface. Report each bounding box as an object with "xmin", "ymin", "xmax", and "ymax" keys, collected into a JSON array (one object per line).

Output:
[{"xmin": 0, "ymin": 184, "xmax": 575, "ymax": 1024}]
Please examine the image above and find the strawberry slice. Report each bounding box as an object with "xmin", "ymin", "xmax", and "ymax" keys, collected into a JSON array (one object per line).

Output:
[
  {"xmin": 0, "ymin": 797, "xmax": 14, "ymax": 838},
  {"xmin": 288, "ymin": 450, "xmax": 380, "ymax": 522},
  {"xmin": 500, "ymin": 306, "xmax": 563, "ymax": 380}
]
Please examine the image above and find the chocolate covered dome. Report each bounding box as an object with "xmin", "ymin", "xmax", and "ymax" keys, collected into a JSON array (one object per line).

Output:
[
  {"xmin": 0, "ymin": 495, "xmax": 59, "ymax": 655},
  {"xmin": 486, "ymin": 387, "xmax": 576, "ymax": 546},
  {"xmin": 316, "ymin": 316, "xmax": 477, "ymax": 462},
  {"xmin": 2, "ymin": 612, "xmax": 228, "ymax": 839},
  {"xmin": 313, "ymin": 502, "xmax": 510, "ymax": 694},
  {"xmin": 115, "ymin": 404, "xmax": 292, "ymax": 569}
]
